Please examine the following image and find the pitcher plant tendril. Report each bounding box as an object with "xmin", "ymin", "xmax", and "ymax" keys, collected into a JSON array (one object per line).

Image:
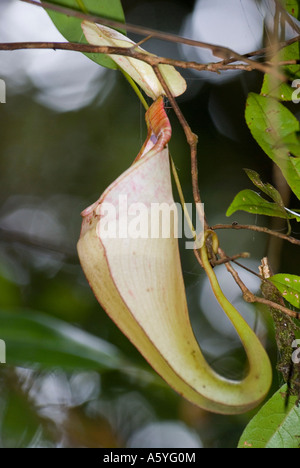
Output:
[{"xmin": 77, "ymin": 99, "xmax": 272, "ymax": 414}]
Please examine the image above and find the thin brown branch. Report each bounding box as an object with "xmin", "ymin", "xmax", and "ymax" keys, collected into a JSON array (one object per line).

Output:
[
  {"xmin": 232, "ymin": 260, "xmax": 264, "ymax": 280},
  {"xmin": 252, "ymin": 295, "xmax": 300, "ymax": 320},
  {"xmin": 271, "ymin": 60, "xmax": 300, "ymax": 65},
  {"xmin": 218, "ymin": 248, "xmax": 251, "ymax": 296},
  {"xmin": 20, "ymin": 0, "xmax": 286, "ymax": 80},
  {"xmin": 218, "ymin": 34, "xmax": 300, "ymax": 68},
  {"xmin": 18, "ymin": 0, "xmax": 243, "ymax": 53},
  {"xmin": 0, "ymin": 41, "xmax": 275, "ymax": 74},
  {"xmin": 212, "ymin": 251, "xmax": 250, "ymax": 266},
  {"xmin": 152, "ymin": 65, "xmax": 209, "ymax": 232},
  {"xmin": 218, "ymin": 248, "xmax": 300, "ymax": 320},
  {"xmin": 211, "ymin": 223, "xmax": 300, "ymax": 246}
]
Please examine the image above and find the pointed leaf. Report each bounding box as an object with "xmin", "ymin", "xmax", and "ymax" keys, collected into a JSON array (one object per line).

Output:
[
  {"xmin": 44, "ymin": 0, "xmax": 125, "ymax": 69},
  {"xmin": 244, "ymin": 168, "xmax": 286, "ymax": 207},
  {"xmin": 81, "ymin": 21, "xmax": 187, "ymax": 99},
  {"xmin": 269, "ymin": 274, "xmax": 300, "ymax": 309},
  {"xmin": 226, "ymin": 189, "xmax": 299, "ymax": 219},
  {"xmin": 238, "ymin": 384, "xmax": 300, "ymax": 448},
  {"xmin": 245, "ymin": 93, "xmax": 300, "ymax": 199}
]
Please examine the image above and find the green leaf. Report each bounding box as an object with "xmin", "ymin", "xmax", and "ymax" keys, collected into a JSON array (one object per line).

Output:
[
  {"xmin": 226, "ymin": 189, "xmax": 300, "ymax": 220},
  {"xmin": 244, "ymin": 168, "xmax": 285, "ymax": 206},
  {"xmin": 269, "ymin": 273, "xmax": 300, "ymax": 309},
  {"xmin": 81, "ymin": 21, "xmax": 187, "ymax": 99},
  {"xmin": 284, "ymin": 0, "xmax": 300, "ymax": 19},
  {"xmin": 238, "ymin": 384, "xmax": 300, "ymax": 448},
  {"xmin": 43, "ymin": 0, "xmax": 125, "ymax": 69},
  {"xmin": 245, "ymin": 93, "xmax": 300, "ymax": 200},
  {"xmin": 281, "ymin": 131, "xmax": 300, "ymax": 157},
  {"xmin": 292, "ymin": 156, "xmax": 300, "ymax": 173},
  {"xmin": 0, "ymin": 307, "xmax": 127, "ymax": 371},
  {"xmin": 261, "ymin": 43, "xmax": 300, "ymax": 101}
]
